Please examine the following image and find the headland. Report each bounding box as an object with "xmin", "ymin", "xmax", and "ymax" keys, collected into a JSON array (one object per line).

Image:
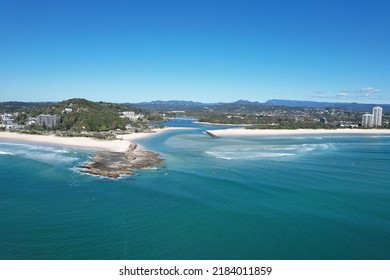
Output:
[{"xmin": 0, "ymin": 129, "xmax": 172, "ymax": 178}]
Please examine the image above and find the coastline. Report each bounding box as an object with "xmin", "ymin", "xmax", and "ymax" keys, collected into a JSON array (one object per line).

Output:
[
  {"xmin": 0, "ymin": 131, "xmax": 130, "ymax": 152},
  {"xmin": 117, "ymin": 126, "xmax": 194, "ymax": 142},
  {"xmin": 0, "ymin": 126, "xmax": 191, "ymax": 152},
  {"xmin": 3, "ymin": 127, "xmax": 390, "ymax": 150},
  {"xmin": 0, "ymin": 128, "xmax": 174, "ymax": 152},
  {"xmin": 0, "ymin": 129, "xmax": 171, "ymax": 178},
  {"xmin": 207, "ymin": 128, "xmax": 390, "ymax": 137},
  {"xmin": 194, "ymin": 121, "xmax": 249, "ymax": 126}
]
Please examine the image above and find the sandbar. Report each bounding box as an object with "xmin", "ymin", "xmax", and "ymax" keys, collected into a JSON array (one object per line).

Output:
[{"xmin": 207, "ymin": 128, "xmax": 390, "ymax": 137}]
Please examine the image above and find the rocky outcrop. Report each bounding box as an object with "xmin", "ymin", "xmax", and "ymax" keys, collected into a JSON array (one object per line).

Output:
[{"xmin": 79, "ymin": 143, "xmax": 162, "ymax": 178}]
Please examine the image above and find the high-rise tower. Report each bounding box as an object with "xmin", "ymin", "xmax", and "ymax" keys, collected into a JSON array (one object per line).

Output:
[
  {"xmin": 372, "ymin": 106, "xmax": 383, "ymax": 126},
  {"xmin": 362, "ymin": 113, "xmax": 374, "ymax": 127}
]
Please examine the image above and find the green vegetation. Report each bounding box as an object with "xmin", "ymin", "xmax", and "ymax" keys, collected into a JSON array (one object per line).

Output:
[
  {"xmin": 0, "ymin": 98, "xmax": 152, "ymax": 138},
  {"xmin": 246, "ymin": 123, "xmax": 337, "ymax": 130},
  {"xmin": 190, "ymin": 104, "xmax": 366, "ymax": 129},
  {"xmin": 26, "ymin": 98, "xmax": 134, "ymax": 132},
  {"xmin": 143, "ymin": 112, "xmax": 164, "ymax": 122},
  {"xmin": 2, "ymin": 98, "xmax": 389, "ymax": 133},
  {"xmin": 0, "ymin": 102, "xmax": 53, "ymax": 113}
]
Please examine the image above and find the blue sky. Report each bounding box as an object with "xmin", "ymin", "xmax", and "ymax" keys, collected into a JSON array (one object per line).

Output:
[{"xmin": 0, "ymin": 0, "xmax": 389, "ymax": 103}]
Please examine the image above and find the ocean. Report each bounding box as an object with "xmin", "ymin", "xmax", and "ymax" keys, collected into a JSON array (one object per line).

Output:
[{"xmin": 0, "ymin": 122, "xmax": 389, "ymax": 259}]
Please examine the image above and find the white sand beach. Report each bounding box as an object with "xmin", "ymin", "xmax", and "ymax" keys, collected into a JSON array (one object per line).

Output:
[
  {"xmin": 0, "ymin": 128, "xmax": 175, "ymax": 152},
  {"xmin": 0, "ymin": 131, "xmax": 129, "ymax": 152},
  {"xmin": 0, "ymin": 127, "xmax": 195, "ymax": 152},
  {"xmin": 117, "ymin": 126, "xmax": 193, "ymax": 142},
  {"xmin": 207, "ymin": 128, "xmax": 390, "ymax": 137}
]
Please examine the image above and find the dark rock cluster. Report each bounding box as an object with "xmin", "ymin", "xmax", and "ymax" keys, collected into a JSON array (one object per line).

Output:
[{"xmin": 79, "ymin": 143, "xmax": 162, "ymax": 178}]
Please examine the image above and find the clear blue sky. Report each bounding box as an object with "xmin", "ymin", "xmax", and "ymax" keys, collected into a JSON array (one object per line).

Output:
[{"xmin": 1, "ymin": 0, "xmax": 389, "ymax": 103}]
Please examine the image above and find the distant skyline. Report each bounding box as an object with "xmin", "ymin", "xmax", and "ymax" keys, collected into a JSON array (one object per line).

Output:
[{"xmin": 1, "ymin": 0, "xmax": 389, "ymax": 103}]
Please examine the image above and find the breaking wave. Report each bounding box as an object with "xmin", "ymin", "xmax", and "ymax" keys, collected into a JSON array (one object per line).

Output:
[
  {"xmin": 0, "ymin": 143, "xmax": 78, "ymax": 165},
  {"xmin": 205, "ymin": 143, "xmax": 330, "ymax": 160}
]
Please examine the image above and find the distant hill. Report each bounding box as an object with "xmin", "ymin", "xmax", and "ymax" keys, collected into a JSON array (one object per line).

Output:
[
  {"xmin": 265, "ymin": 99, "xmax": 390, "ymax": 112},
  {"xmin": 138, "ymin": 100, "xmax": 206, "ymax": 106},
  {"xmin": 133, "ymin": 100, "xmax": 216, "ymax": 111},
  {"xmin": 232, "ymin": 99, "xmax": 261, "ymax": 105},
  {"xmin": 0, "ymin": 101, "xmax": 54, "ymax": 112},
  {"xmin": 134, "ymin": 99, "xmax": 390, "ymax": 113},
  {"xmin": 2, "ymin": 98, "xmax": 390, "ymax": 116}
]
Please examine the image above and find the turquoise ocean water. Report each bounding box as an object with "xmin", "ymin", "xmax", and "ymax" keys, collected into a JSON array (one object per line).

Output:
[{"xmin": 0, "ymin": 122, "xmax": 389, "ymax": 259}]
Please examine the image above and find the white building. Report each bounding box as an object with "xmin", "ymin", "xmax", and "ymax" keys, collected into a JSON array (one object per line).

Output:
[
  {"xmin": 362, "ymin": 106, "xmax": 383, "ymax": 127},
  {"xmin": 362, "ymin": 114, "xmax": 374, "ymax": 127},
  {"xmin": 62, "ymin": 108, "xmax": 73, "ymax": 114},
  {"xmin": 122, "ymin": 111, "xmax": 143, "ymax": 121},
  {"xmin": 372, "ymin": 106, "xmax": 383, "ymax": 127},
  {"xmin": 1, "ymin": 114, "xmax": 15, "ymax": 126},
  {"xmin": 36, "ymin": 114, "xmax": 60, "ymax": 128}
]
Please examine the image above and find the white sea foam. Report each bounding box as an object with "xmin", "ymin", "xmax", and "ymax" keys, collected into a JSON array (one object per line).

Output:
[
  {"xmin": 0, "ymin": 142, "xmax": 77, "ymax": 164},
  {"xmin": 21, "ymin": 152, "xmax": 77, "ymax": 164},
  {"xmin": 0, "ymin": 142, "xmax": 70, "ymax": 153},
  {"xmin": 267, "ymin": 147, "xmax": 299, "ymax": 151},
  {"xmin": 205, "ymin": 143, "xmax": 330, "ymax": 160},
  {"xmin": 206, "ymin": 151, "xmax": 294, "ymax": 160}
]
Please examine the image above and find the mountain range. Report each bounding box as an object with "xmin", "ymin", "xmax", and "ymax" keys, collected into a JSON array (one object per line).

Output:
[
  {"xmin": 2, "ymin": 99, "xmax": 389, "ymax": 113},
  {"xmin": 134, "ymin": 99, "xmax": 390, "ymax": 113}
]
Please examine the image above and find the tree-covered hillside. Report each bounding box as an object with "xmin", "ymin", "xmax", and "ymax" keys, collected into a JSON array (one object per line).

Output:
[
  {"xmin": 56, "ymin": 99, "xmax": 135, "ymax": 131},
  {"xmin": 26, "ymin": 98, "xmax": 142, "ymax": 132}
]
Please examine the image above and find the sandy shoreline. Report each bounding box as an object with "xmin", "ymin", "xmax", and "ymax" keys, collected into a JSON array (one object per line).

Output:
[
  {"xmin": 0, "ymin": 131, "xmax": 129, "ymax": 152},
  {"xmin": 3, "ymin": 127, "xmax": 390, "ymax": 152},
  {"xmin": 194, "ymin": 121, "xmax": 249, "ymax": 126},
  {"xmin": 207, "ymin": 128, "xmax": 390, "ymax": 137},
  {"xmin": 0, "ymin": 128, "xmax": 178, "ymax": 152}
]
